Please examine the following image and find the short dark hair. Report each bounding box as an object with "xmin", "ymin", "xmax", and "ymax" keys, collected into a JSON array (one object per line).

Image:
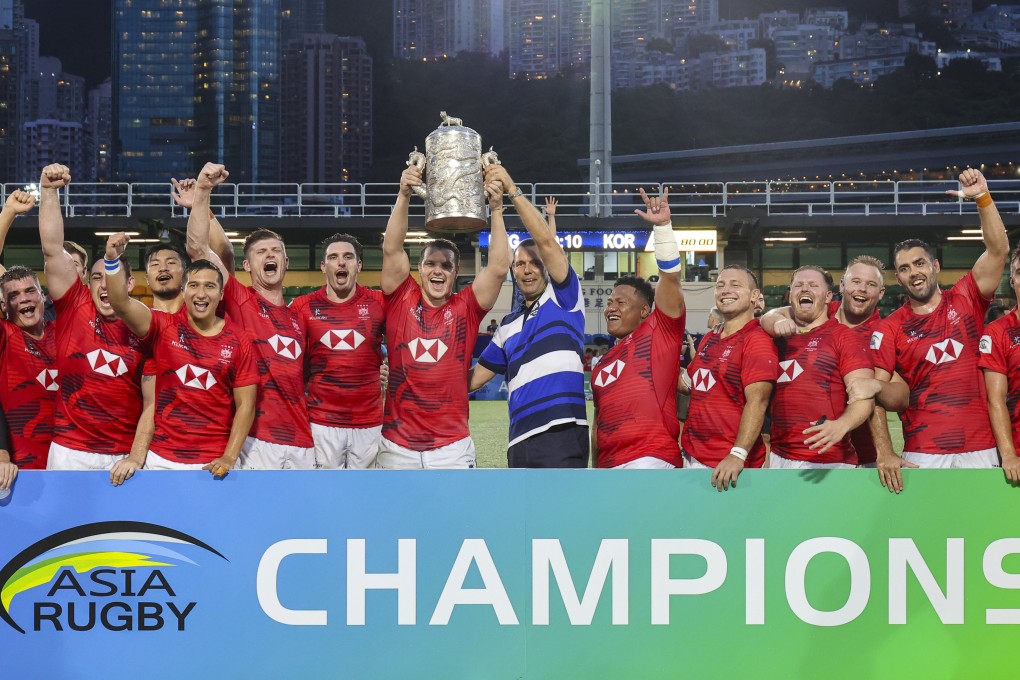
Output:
[
  {"xmin": 615, "ymin": 275, "xmax": 654, "ymax": 308},
  {"xmin": 718, "ymin": 264, "xmax": 759, "ymax": 289},
  {"xmin": 185, "ymin": 259, "xmax": 224, "ymax": 289},
  {"xmin": 321, "ymin": 233, "xmax": 363, "ymax": 262},
  {"xmin": 0, "ymin": 265, "xmax": 41, "ymax": 292},
  {"xmin": 893, "ymin": 239, "xmax": 936, "ymax": 263},
  {"xmin": 243, "ymin": 228, "xmax": 285, "ymax": 258},
  {"xmin": 145, "ymin": 242, "xmax": 190, "ymax": 268},
  {"xmin": 419, "ymin": 238, "xmax": 460, "ymax": 267},
  {"xmin": 791, "ymin": 265, "xmax": 833, "ymax": 288},
  {"xmin": 63, "ymin": 240, "xmax": 88, "ymax": 268},
  {"xmin": 1009, "ymin": 244, "xmax": 1020, "ymax": 270}
]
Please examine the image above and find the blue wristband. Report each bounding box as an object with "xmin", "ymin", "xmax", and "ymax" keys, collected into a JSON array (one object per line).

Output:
[{"xmin": 104, "ymin": 257, "xmax": 121, "ymax": 272}]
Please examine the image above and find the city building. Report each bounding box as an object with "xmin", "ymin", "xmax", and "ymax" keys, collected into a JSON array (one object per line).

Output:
[
  {"xmin": 394, "ymin": 0, "xmax": 505, "ymax": 61},
  {"xmin": 705, "ymin": 20, "xmax": 759, "ymax": 52},
  {"xmin": 694, "ymin": 48, "xmax": 766, "ymax": 89},
  {"xmin": 771, "ymin": 24, "xmax": 837, "ymax": 77},
  {"xmin": 281, "ymin": 0, "xmax": 326, "ymax": 45},
  {"xmin": 812, "ymin": 54, "xmax": 908, "ymax": 88},
  {"xmin": 86, "ymin": 78, "xmax": 112, "ymax": 183},
  {"xmin": 281, "ymin": 35, "xmax": 372, "ymax": 185}
]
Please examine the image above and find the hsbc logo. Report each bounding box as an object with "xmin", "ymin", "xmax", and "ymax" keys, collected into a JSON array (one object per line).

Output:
[
  {"xmin": 925, "ymin": 338, "xmax": 963, "ymax": 365},
  {"xmin": 408, "ymin": 338, "xmax": 448, "ymax": 363},
  {"xmin": 778, "ymin": 359, "xmax": 803, "ymax": 383},
  {"xmin": 175, "ymin": 364, "xmax": 217, "ymax": 390},
  {"xmin": 594, "ymin": 360, "xmax": 625, "ymax": 388},
  {"xmin": 36, "ymin": 369, "xmax": 58, "ymax": 391},
  {"xmin": 870, "ymin": 331, "xmax": 883, "ymax": 350},
  {"xmin": 268, "ymin": 335, "xmax": 302, "ymax": 360},
  {"xmin": 86, "ymin": 349, "xmax": 128, "ymax": 378},
  {"xmin": 320, "ymin": 329, "xmax": 365, "ymax": 351},
  {"xmin": 692, "ymin": 368, "xmax": 715, "ymax": 392}
]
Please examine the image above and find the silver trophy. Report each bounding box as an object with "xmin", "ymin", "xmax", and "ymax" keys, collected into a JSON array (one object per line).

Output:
[{"xmin": 406, "ymin": 112, "xmax": 500, "ymax": 232}]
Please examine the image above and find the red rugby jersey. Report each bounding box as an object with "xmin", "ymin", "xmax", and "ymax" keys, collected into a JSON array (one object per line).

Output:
[
  {"xmin": 383, "ymin": 275, "xmax": 486, "ymax": 450},
  {"xmin": 871, "ymin": 272, "xmax": 994, "ymax": 454},
  {"xmin": 681, "ymin": 319, "xmax": 778, "ymax": 468},
  {"xmin": 223, "ymin": 277, "xmax": 312, "ymax": 448},
  {"xmin": 51, "ymin": 279, "xmax": 146, "ymax": 454},
  {"xmin": 143, "ymin": 312, "xmax": 259, "ymax": 463},
  {"xmin": 0, "ymin": 320, "xmax": 57, "ymax": 468},
  {"xmin": 592, "ymin": 307, "xmax": 685, "ymax": 468},
  {"xmin": 829, "ymin": 299, "xmax": 882, "ymax": 465},
  {"xmin": 978, "ymin": 309, "xmax": 1020, "ymax": 451},
  {"xmin": 292, "ymin": 285, "xmax": 385, "ymax": 429},
  {"xmin": 772, "ymin": 317, "xmax": 872, "ymax": 464}
]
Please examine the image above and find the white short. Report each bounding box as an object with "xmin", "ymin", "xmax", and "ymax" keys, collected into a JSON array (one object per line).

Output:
[
  {"xmin": 312, "ymin": 423, "xmax": 382, "ymax": 470},
  {"xmin": 901, "ymin": 447, "xmax": 1000, "ymax": 469},
  {"xmin": 614, "ymin": 456, "xmax": 676, "ymax": 470},
  {"xmin": 46, "ymin": 442, "xmax": 126, "ymax": 471},
  {"xmin": 681, "ymin": 452, "xmax": 710, "ymax": 469},
  {"xmin": 377, "ymin": 436, "xmax": 476, "ymax": 470},
  {"xmin": 235, "ymin": 436, "xmax": 315, "ymax": 470},
  {"xmin": 769, "ymin": 451, "xmax": 855, "ymax": 470},
  {"xmin": 143, "ymin": 450, "xmax": 206, "ymax": 471}
]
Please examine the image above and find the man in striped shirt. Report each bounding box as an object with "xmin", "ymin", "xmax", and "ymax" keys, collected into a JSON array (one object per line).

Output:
[{"xmin": 469, "ymin": 165, "xmax": 589, "ymax": 468}]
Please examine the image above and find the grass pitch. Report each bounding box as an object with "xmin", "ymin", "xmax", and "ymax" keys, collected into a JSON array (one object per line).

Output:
[{"xmin": 469, "ymin": 401, "xmax": 904, "ymax": 469}]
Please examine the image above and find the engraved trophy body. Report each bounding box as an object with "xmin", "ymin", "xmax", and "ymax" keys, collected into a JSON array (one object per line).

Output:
[{"xmin": 407, "ymin": 112, "xmax": 500, "ymax": 233}]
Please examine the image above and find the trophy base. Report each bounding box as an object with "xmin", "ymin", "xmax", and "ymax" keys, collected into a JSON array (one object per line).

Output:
[{"xmin": 425, "ymin": 215, "xmax": 488, "ymax": 233}]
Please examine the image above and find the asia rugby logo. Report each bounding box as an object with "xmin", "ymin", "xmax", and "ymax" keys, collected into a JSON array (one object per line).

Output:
[{"xmin": 0, "ymin": 521, "xmax": 227, "ymax": 634}]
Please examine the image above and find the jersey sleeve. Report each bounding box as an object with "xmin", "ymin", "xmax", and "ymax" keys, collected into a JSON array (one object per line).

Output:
[
  {"xmin": 460, "ymin": 282, "xmax": 488, "ymax": 329},
  {"xmin": 551, "ymin": 267, "xmax": 582, "ymax": 312},
  {"xmin": 223, "ymin": 274, "xmax": 253, "ymax": 313},
  {"xmin": 477, "ymin": 324, "xmax": 508, "ymax": 374},
  {"xmin": 837, "ymin": 325, "xmax": 873, "ymax": 376},
  {"xmin": 956, "ymin": 270, "xmax": 993, "ymax": 313},
  {"xmin": 870, "ymin": 316, "xmax": 896, "ymax": 374},
  {"xmin": 979, "ymin": 318, "xmax": 1009, "ymax": 374},
  {"xmin": 51, "ymin": 277, "xmax": 89, "ymax": 318},
  {"xmin": 383, "ymin": 274, "xmax": 416, "ymax": 311},
  {"xmin": 651, "ymin": 307, "xmax": 684, "ymax": 407},
  {"xmin": 741, "ymin": 329, "xmax": 780, "ymax": 385},
  {"xmin": 232, "ymin": 331, "xmax": 261, "ymax": 388}
]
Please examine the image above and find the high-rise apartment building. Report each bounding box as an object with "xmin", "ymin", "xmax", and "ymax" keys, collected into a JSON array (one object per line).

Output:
[
  {"xmin": 394, "ymin": 0, "xmax": 505, "ymax": 60},
  {"xmin": 86, "ymin": 78, "xmax": 112, "ymax": 182},
  {"xmin": 507, "ymin": 0, "xmax": 591, "ymax": 78},
  {"xmin": 281, "ymin": 35, "xmax": 372, "ymax": 184},
  {"xmin": 113, "ymin": 0, "xmax": 280, "ymax": 183},
  {"xmin": 281, "ymin": 0, "xmax": 326, "ymax": 45}
]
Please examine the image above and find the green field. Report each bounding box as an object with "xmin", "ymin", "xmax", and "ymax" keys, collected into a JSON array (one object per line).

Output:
[{"xmin": 469, "ymin": 401, "xmax": 904, "ymax": 468}]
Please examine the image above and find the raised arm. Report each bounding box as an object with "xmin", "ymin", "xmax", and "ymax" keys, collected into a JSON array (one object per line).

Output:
[
  {"xmin": 172, "ymin": 177, "xmax": 235, "ymax": 271},
  {"xmin": 486, "ymin": 165, "xmax": 569, "ymax": 285},
  {"xmin": 544, "ymin": 197, "xmax": 558, "ymax": 237},
  {"xmin": 38, "ymin": 164, "xmax": 78, "ymax": 300},
  {"xmin": 0, "ymin": 190, "xmax": 36, "ymax": 275},
  {"xmin": 103, "ymin": 233, "xmax": 153, "ymax": 337},
  {"xmin": 380, "ymin": 167, "xmax": 417, "ymax": 295},
  {"xmin": 636, "ymin": 187, "xmax": 685, "ymax": 318},
  {"xmin": 185, "ymin": 163, "xmax": 231, "ymax": 284},
  {"xmin": 947, "ymin": 168, "xmax": 1008, "ymax": 297},
  {"xmin": 204, "ymin": 383, "xmax": 257, "ymax": 478},
  {"xmin": 470, "ymin": 178, "xmax": 511, "ymax": 310}
]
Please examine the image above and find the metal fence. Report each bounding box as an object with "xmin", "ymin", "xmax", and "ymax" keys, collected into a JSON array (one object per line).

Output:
[{"xmin": 14, "ymin": 179, "xmax": 1020, "ymax": 219}]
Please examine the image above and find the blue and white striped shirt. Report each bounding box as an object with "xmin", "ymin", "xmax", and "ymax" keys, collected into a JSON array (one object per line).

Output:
[{"xmin": 478, "ymin": 270, "xmax": 587, "ymax": 447}]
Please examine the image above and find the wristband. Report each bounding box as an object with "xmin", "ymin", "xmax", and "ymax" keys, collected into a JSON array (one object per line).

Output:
[
  {"xmin": 652, "ymin": 223, "xmax": 682, "ymax": 273},
  {"xmin": 974, "ymin": 192, "xmax": 993, "ymax": 209},
  {"xmin": 103, "ymin": 257, "xmax": 121, "ymax": 273},
  {"xmin": 729, "ymin": 446, "xmax": 749, "ymax": 462}
]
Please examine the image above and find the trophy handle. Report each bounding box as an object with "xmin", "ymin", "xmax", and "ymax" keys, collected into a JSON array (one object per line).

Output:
[
  {"xmin": 406, "ymin": 147, "xmax": 427, "ymax": 200},
  {"xmin": 481, "ymin": 147, "xmax": 500, "ymax": 168}
]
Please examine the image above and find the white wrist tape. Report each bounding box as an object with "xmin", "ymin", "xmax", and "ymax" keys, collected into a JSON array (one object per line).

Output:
[
  {"xmin": 652, "ymin": 224, "xmax": 681, "ymax": 273},
  {"xmin": 680, "ymin": 369, "xmax": 691, "ymax": 390},
  {"xmin": 729, "ymin": 446, "xmax": 749, "ymax": 461}
]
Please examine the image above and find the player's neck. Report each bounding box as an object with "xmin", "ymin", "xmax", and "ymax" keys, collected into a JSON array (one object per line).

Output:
[
  {"xmin": 794, "ymin": 312, "xmax": 828, "ymax": 333},
  {"xmin": 325, "ymin": 284, "xmax": 357, "ymax": 304},
  {"xmin": 187, "ymin": 314, "xmax": 224, "ymax": 337},
  {"xmin": 836, "ymin": 304, "xmax": 870, "ymax": 328},
  {"xmin": 908, "ymin": 289, "xmax": 942, "ymax": 316},
  {"xmin": 152, "ymin": 295, "xmax": 184, "ymax": 314},
  {"xmin": 719, "ymin": 310, "xmax": 753, "ymax": 337},
  {"xmin": 18, "ymin": 320, "xmax": 45, "ymax": 340},
  {"xmin": 252, "ymin": 282, "xmax": 285, "ymax": 306}
]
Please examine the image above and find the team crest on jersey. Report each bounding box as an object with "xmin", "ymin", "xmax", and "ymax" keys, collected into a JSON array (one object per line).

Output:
[
  {"xmin": 979, "ymin": 334, "xmax": 992, "ymax": 354},
  {"xmin": 220, "ymin": 345, "xmax": 234, "ymax": 360},
  {"xmin": 692, "ymin": 368, "xmax": 715, "ymax": 392},
  {"xmin": 358, "ymin": 305, "xmax": 370, "ymax": 317},
  {"xmin": 35, "ymin": 369, "xmax": 59, "ymax": 391},
  {"xmin": 925, "ymin": 338, "xmax": 963, "ymax": 365},
  {"xmin": 777, "ymin": 359, "xmax": 803, "ymax": 383},
  {"xmin": 594, "ymin": 360, "xmax": 625, "ymax": 388},
  {"xmin": 408, "ymin": 338, "xmax": 448, "ymax": 363},
  {"xmin": 176, "ymin": 364, "xmax": 217, "ymax": 390},
  {"xmin": 870, "ymin": 331, "xmax": 883, "ymax": 350},
  {"xmin": 268, "ymin": 334, "xmax": 302, "ymax": 360},
  {"xmin": 320, "ymin": 329, "xmax": 365, "ymax": 351},
  {"xmin": 86, "ymin": 349, "xmax": 128, "ymax": 377}
]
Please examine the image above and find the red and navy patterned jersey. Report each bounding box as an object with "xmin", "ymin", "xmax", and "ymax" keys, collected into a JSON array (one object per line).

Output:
[
  {"xmin": 223, "ymin": 277, "xmax": 312, "ymax": 448},
  {"xmin": 592, "ymin": 307, "xmax": 685, "ymax": 468},
  {"xmin": 51, "ymin": 279, "xmax": 146, "ymax": 454},
  {"xmin": 292, "ymin": 285, "xmax": 385, "ymax": 429},
  {"xmin": 383, "ymin": 275, "xmax": 486, "ymax": 450},
  {"xmin": 0, "ymin": 320, "xmax": 57, "ymax": 468},
  {"xmin": 142, "ymin": 307, "xmax": 189, "ymax": 377},
  {"xmin": 681, "ymin": 320, "xmax": 778, "ymax": 468},
  {"xmin": 142, "ymin": 312, "xmax": 259, "ymax": 463},
  {"xmin": 772, "ymin": 317, "xmax": 872, "ymax": 464},
  {"xmin": 829, "ymin": 299, "xmax": 882, "ymax": 465},
  {"xmin": 871, "ymin": 272, "xmax": 994, "ymax": 454},
  {"xmin": 978, "ymin": 309, "xmax": 1020, "ymax": 451}
]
